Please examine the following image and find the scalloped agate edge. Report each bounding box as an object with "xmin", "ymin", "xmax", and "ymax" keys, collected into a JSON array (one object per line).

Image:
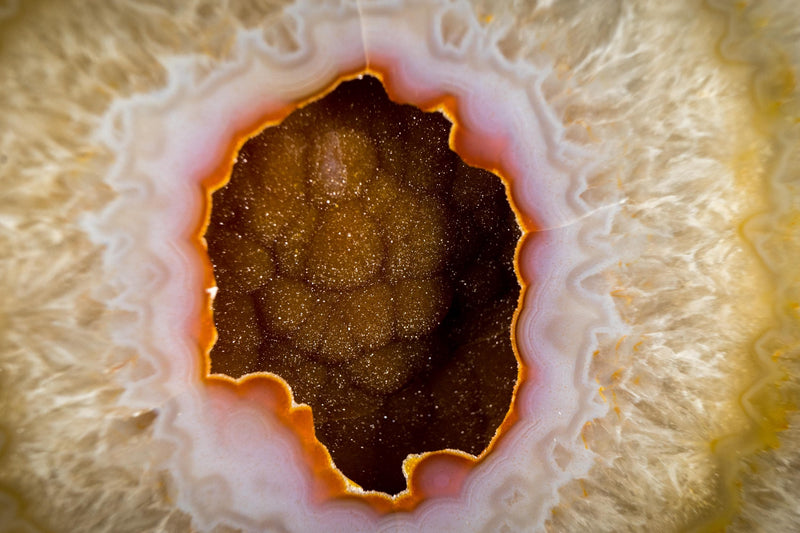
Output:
[{"xmin": 83, "ymin": 1, "xmax": 621, "ymax": 531}]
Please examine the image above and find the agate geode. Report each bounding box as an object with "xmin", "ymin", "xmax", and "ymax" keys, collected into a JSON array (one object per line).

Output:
[
  {"xmin": 88, "ymin": 4, "xmax": 613, "ymax": 525},
  {"xmin": 1, "ymin": 1, "xmax": 798, "ymax": 532}
]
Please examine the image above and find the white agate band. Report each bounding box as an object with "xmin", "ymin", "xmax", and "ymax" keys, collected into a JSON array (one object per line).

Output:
[{"xmin": 86, "ymin": 1, "xmax": 619, "ymax": 531}]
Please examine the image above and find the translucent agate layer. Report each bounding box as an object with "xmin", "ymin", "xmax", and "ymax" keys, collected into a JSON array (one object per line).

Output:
[
  {"xmin": 1, "ymin": 0, "xmax": 798, "ymax": 532},
  {"xmin": 85, "ymin": 2, "xmax": 613, "ymax": 529}
]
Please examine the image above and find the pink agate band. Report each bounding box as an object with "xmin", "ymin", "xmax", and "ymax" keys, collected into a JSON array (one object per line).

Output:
[{"xmin": 85, "ymin": 1, "xmax": 620, "ymax": 530}]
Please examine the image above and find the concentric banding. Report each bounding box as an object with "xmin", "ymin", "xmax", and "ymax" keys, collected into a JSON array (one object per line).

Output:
[{"xmin": 87, "ymin": 2, "xmax": 613, "ymax": 530}]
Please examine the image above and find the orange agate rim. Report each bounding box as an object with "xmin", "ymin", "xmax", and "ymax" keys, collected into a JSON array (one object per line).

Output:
[{"xmin": 191, "ymin": 64, "xmax": 537, "ymax": 514}]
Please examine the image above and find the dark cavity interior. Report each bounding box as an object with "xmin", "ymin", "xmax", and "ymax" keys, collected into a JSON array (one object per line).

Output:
[{"xmin": 205, "ymin": 76, "xmax": 521, "ymax": 494}]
